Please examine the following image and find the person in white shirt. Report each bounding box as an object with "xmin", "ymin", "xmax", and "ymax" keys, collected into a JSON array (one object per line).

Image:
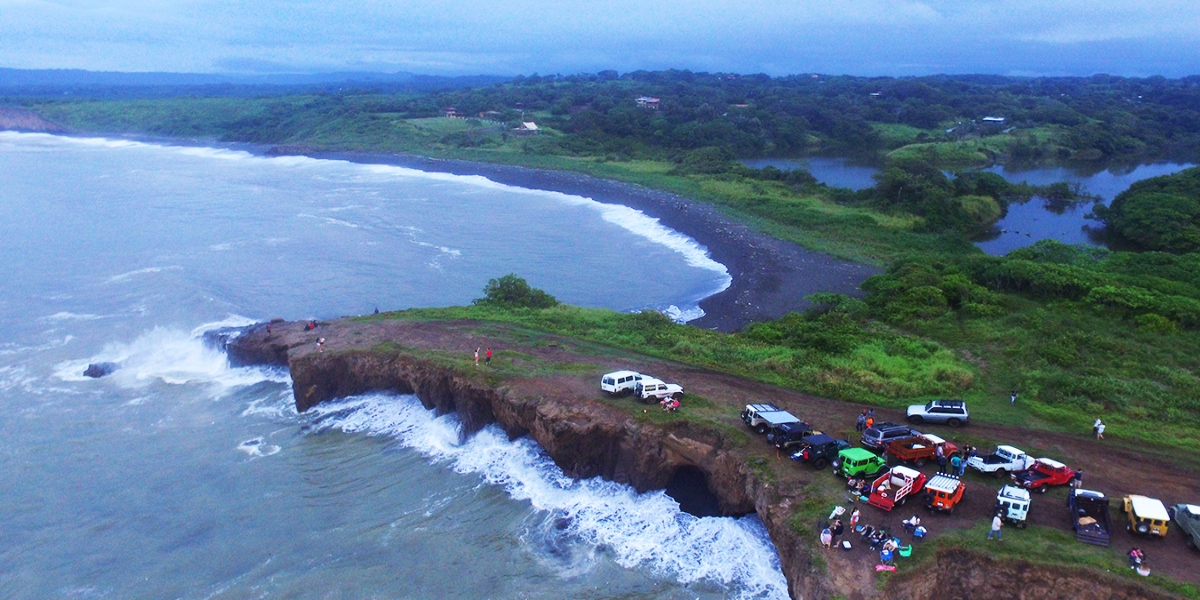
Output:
[{"xmin": 987, "ymin": 514, "xmax": 1003, "ymax": 540}]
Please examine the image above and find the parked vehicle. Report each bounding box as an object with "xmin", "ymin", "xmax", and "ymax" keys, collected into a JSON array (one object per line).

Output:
[
  {"xmin": 790, "ymin": 434, "xmax": 851, "ymax": 470},
  {"xmin": 600, "ymin": 370, "xmax": 642, "ymax": 395},
  {"xmin": 1011, "ymin": 458, "xmax": 1075, "ymax": 493},
  {"xmin": 741, "ymin": 403, "xmax": 782, "ymax": 433},
  {"xmin": 966, "ymin": 445, "xmax": 1035, "ymax": 478},
  {"xmin": 861, "ymin": 422, "xmax": 920, "ymax": 450},
  {"xmin": 634, "ymin": 377, "xmax": 683, "ymax": 402},
  {"xmin": 1169, "ymin": 503, "xmax": 1200, "ymax": 549},
  {"xmin": 996, "ymin": 485, "xmax": 1030, "ymax": 528},
  {"xmin": 1123, "ymin": 495, "xmax": 1170, "ymax": 537},
  {"xmin": 923, "ymin": 474, "xmax": 965, "ymax": 513},
  {"xmin": 1068, "ymin": 488, "xmax": 1112, "ymax": 546},
  {"xmin": 906, "ymin": 399, "xmax": 969, "ymax": 427},
  {"xmin": 832, "ymin": 447, "xmax": 888, "ymax": 479},
  {"xmin": 885, "ymin": 433, "xmax": 958, "ymax": 467},
  {"xmin": 768, "ymin": 420, "xmax": 815, "ymax": 450},
  {"xmin": 867, "ymin": 465, "xmax": 927, "ymax": 511}
]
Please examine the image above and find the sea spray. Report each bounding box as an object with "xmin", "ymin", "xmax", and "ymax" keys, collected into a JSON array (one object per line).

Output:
[
  {"xmin": 305, "ymin": 393, "xmax": 789, "ymax": 599},
  {"xmin": 53, "ymin": 317, "xmax": 289, "ymax": 391}
]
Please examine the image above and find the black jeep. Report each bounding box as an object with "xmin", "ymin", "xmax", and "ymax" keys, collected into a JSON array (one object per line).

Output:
[
  {"xmin": 767, "ymin": 421, "xmax": 814, "ymax": 450},
  {"xmin": 789, "ymin": 433, "xmax": 851, "ymax": 470}
]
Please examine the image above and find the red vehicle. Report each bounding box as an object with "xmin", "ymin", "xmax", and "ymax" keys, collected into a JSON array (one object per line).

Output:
[
  {"xmin": 868, "ymin": 465, "xmax": 927, "ymax": 511},
  {"xmin": 885, "ymin": 433, "xmax": 958, "ymax": 467},
  {"xmin": 1011, "ymin": 457, "xmax": 1075, "ymax": 493}
]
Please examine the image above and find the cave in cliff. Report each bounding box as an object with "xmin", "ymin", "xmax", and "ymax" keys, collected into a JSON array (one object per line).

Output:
[{"xmin": 664, "ymin": 466, "xmax": 743, "ymax": 518}]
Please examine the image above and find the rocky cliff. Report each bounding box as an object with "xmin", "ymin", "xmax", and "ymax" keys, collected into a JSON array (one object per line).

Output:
[{"xmin": 219, "ymin": 318, "xmax": 1185, "ymax": 600}]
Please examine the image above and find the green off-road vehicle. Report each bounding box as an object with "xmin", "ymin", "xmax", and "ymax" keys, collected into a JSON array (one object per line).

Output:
[{"xmin": 832, "ymin": 447, "xmax": 887, "ymax": 479}]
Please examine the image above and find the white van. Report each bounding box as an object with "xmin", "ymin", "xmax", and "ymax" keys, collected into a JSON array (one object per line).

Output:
[{"xmin": 601, "ymin": 370, "xmax": 642, "ymax": 395}]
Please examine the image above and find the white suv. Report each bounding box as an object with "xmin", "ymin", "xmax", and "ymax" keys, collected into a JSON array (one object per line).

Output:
[
  {"xmin": 635, "ymin": 377, "xmax": 683, "ymax": 402},
  {"xmin": 906, "ymin": 399, "xmax": 969, "ymax": 427},
  {"xmin": 601, "ymin": 370, "xmax": 642, "ymax": 395}
]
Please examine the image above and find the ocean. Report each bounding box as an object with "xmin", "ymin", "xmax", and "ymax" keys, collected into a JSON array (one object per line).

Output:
[{"xmin": 0, "ymin": 132, "xmax": 787, "ymax": 598}]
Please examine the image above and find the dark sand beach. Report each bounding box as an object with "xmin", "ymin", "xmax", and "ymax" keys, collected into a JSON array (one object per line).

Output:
[{"xmin": 285, "ymin": 149, "xmax": 881, "ymax": 332}]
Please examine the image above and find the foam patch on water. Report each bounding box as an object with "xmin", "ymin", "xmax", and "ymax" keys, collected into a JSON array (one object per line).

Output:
[
  {"xmin": 0, "ymin": 335, "xmax": 75, "ymax": 357},
  {"xmin": 53, "ymin": 317, "xmax": 288, "ymax": 391},
  {"xmin": 305, "ymin": 394, "xmax": 788, "ymax": 599},
  {"xmin": 237, "ymin": 437, "xmax": 281, "ymax": 458},
  {"xmin": 39, "ymin": 312, "xmax": 105, "ymax": 323}
]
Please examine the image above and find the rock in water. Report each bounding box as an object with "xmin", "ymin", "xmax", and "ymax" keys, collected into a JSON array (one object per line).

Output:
[{"xmin": 83, "ymin": 362, "xmax": 118, "ymax": 378}]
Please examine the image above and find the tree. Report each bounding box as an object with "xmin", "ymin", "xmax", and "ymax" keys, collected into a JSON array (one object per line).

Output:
[{"xmin": 474, "ymin": 274, "xmax": 559, "ymax": 309}]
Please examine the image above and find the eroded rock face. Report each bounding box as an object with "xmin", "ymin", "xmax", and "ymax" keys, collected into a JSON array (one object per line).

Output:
[{"xmin": 886, "ymin": 547, "xmax": 1175, "ymax": 600}]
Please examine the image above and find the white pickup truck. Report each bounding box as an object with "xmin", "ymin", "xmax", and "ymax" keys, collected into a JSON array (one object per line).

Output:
[{"xmin": 966, "ymin": 444, "xmax": 1036, "ymax": 478}]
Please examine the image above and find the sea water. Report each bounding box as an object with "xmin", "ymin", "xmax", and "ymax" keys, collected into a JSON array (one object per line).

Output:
[{"xmin": 0, "ymin": 132, "xmax": 785, "ymax": 598}]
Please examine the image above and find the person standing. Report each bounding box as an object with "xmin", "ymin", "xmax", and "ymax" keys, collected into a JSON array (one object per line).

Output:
[
  {"xmin": 474, "ymin": 348, "xmax": 480, "ymax": 366},
  {"xmin": 950, "ymin": 453, "xmax": 964, "ymax": 477},
  {"xmin": 849, "ymin": 508, "xmax": 860, "ymax": 529},
  {"xmin": 1096, "ymin": 420, "xmax": 1105, "ymax": 439},
  {"xmin": 865, "ymin": 416, "xmax": 874, "ymax": 429},
  {"xmin": 485, "ymin": 347, "xmax": 493, "ymax": 366},
  {"xmin": 987, "ymin": 513, "xmax": 1003, "ymax": 540},
  {"xmin": 1072, "ymin": 469, "xmax": 1084, "ymax": 488},
  {"xmin": 935, "ymin": 444, "xmax": 947, "ymax": 474},
  {"xmin": 1010, "ymin": 389, "xmax": 1018, "ymax": 405},
  {"xmin": 820, "ymin": 527, "xmax": 832, "ymax": 549},
  {"xmin": 856, "ymin": 411, "xmax": 867, "ymax": 432}
]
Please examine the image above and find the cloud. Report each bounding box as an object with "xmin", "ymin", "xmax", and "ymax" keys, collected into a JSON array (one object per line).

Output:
[{"xmin": 0, "ymin": 0, "xmax": 1197, "ymax": 76}]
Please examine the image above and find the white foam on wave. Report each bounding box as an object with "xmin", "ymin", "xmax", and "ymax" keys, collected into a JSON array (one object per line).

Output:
[
  {"xmin": 52, "ymin": 316, "xmax": 288, "ymax": 391},
  {"xmin": 359, "ymin": 163, "xmax": 731, "ymax": 284},
  {"xmin": 106, "ymin": 266, "xmax": 183, "ymax": 284},
  {"xmin": 0, "ymin": 335, "xmax": 75, "ymax": 357},
  {"xmin": 297, "ymin": 213, "xmax": 361, "ymax": 229},
  {"xmin": 39, "ymin": 312, "xmax": 105, "ymax": 323},
  {"xmin": 305, "ymin": 394, "xmax": 788, "ymax": 599}
]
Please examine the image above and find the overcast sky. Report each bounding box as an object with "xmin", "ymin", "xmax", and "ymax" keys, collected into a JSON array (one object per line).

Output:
[{"xmin": 2, "ymin": 0, "xmax": 1198, "ymax": 77}]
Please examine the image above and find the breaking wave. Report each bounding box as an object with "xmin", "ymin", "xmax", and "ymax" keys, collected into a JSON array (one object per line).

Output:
[
  {"xmin": 52, "ymin": 316, "xmax": 288, "ymax": 391},
  {"xmin": 305, "ymin": 393, "xmax": 788, "ymax": 599}
]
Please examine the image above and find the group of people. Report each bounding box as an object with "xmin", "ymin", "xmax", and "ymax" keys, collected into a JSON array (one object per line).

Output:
[
  {"xmin": 936, "ymin": 443, "xmax": 974, "ymax": 477},
  {"xmin": 819, "ymin": 503, "xmax": 924, "ymax": 568},
  {"xmin": 660, "ymin": 396, "xmax": 680, "ymax": 412},
  {"xmin": 473, "ymin": 347, "xmax": 493, "ymax": 366},
  {"xmin": 854, "ymin": 409, "xmax": 875, "ymax": 432}
]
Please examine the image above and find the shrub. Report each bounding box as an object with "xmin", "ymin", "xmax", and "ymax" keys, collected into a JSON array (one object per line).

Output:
[{"xmin": 474, "ymin": 274, "xmax": 559, "ymax": 309}]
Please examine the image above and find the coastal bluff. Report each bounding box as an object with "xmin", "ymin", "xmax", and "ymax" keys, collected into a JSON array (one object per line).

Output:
[{"xmin": 214, "ymin": 316, "xmax": 1182, "ymax": 600}]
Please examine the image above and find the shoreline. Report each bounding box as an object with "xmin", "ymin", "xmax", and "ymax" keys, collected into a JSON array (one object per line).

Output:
[
  {"xmin": 5, "ymin": 128, "xmax": 880, "ymax": 331},
  {"xmin": 276, "ymin": 148, "xmax": 881, "ymax": 332}
]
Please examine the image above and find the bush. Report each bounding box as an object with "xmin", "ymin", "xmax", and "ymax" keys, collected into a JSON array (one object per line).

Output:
[{"xmin": 474, "ymin": 274, "xmax": 559, "ymax": 309}]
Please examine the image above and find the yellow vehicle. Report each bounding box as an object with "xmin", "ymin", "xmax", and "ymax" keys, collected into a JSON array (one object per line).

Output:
[{"xmin": 1122, "ymin": 494, "xmax": 1171, "ymax": 537}]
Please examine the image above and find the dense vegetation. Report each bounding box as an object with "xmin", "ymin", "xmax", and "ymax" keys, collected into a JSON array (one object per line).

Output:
[
  {"xmin": 1098, "ymin": 166, "xmax": 1200, "ymax": 252},
  {"xmin": 9, "ymin": 70, "xmax": 1200, "ymax": 453}
]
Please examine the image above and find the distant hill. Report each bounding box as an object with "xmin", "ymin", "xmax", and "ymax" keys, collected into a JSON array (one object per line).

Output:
[{"xmin": 0, "ymin": 68, "xmax": 509, "ymax": 98}]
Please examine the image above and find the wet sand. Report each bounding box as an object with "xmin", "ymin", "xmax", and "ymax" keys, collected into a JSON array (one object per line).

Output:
[{"xmin": 287, "ymin": 149, "xmax": 880, "ymax": 332}]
